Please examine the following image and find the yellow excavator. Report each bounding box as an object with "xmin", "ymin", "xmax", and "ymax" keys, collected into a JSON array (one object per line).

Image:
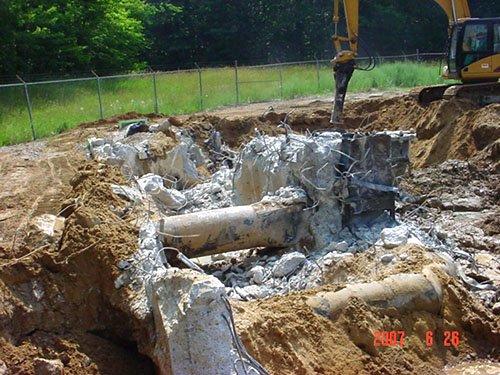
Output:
[{"xmin": 331, "ymin": 0, "xmax": 500, "ymax": 123}]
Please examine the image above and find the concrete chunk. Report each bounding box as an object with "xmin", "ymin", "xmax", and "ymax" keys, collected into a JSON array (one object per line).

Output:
[
  {"xmin": 33, "ymin": 358, "xmax": 64, "ymax": 375},
  {"xmin": 151, "ymin": 269, "xmax": 240, "ymax": 374},
  {"xmin": 273, "ymin": 252, "xmax": 306, "ymax": 277},
  {"xmin": 381, "ymin": 226, "xmax": 409, "ymax": 249}
]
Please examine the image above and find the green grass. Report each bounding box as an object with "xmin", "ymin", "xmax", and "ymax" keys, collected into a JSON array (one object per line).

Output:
[{"xmin": 0, "ymin": 61, "xmax": 447, "ymax": 146}]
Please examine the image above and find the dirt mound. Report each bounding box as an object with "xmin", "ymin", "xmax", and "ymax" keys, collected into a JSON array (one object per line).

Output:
[
  {"xmin": 234, "ymin": 246, "xmax": 499, "ymax": 375},
  {"xmin": 341, "ymin": 97, "xmax": 499, "ymax": 169},
  {"xmin": 176, "ymin": 95, "xmax": 499, "ymax": 171},
  {"xmin": 0, "ymin": 163, "xmax": 155, "ymax": 373},
  {"xmin": 78, "ymin": 111, "xmax": 161, "ymax": 130}
]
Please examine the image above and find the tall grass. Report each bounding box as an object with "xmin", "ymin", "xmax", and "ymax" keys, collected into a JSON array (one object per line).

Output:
[{"xmin": 0, "ymin": 61, "xmax": 446, "ymax": 146}]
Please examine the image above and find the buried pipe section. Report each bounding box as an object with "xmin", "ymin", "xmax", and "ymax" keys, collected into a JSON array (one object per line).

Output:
[
  {"xmin": 307, "ymin": 265, "xmax": 445, "ymax": 318},
  {"xmin": 160, "ymin": 201, "xmax": 310, "ymax": 258}
]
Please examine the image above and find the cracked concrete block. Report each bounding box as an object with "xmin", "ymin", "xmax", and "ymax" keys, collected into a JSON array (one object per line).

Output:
[
  {"xmin": 29, "ymin": 215, "xmax": 65, "ymax": 247},
  {"xmin": 151, "ymin": 269, "xmax": 241, "ymax": 375},
  {"xmin": 111, "ymin": 184, "xmax": 143, "ymax": 202},
  {"xmin": 32, "ymin": 214, "xmax": 65, "ymax": 238},
  {"xmin": 139, "ymin": 174, "xmax": 186, "ymax": 209}
]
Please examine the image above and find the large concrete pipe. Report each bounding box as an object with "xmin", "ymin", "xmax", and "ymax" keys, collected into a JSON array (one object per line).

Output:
[
  {"xmin": 159, "ymin": 202, "xmax": 309, "ymax": 258},
  {"xmin": 307, "ymin": 266, "xmax": 444, "ymax": 318}
]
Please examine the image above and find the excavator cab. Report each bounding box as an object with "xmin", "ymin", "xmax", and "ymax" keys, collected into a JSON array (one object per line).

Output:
[{"xmin": 445, "ymin": 18, "xmax": 500, "ymax": 82}]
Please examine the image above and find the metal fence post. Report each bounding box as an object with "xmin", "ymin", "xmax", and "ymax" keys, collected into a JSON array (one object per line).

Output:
[
  {"xmin": 234, "ymin": 60, "xmax": 240, "ymax": 105},
  {"xmin": 195, "ymin": 63, "xmax": 204, "ymax": 111},
  {"xmin": 416, "ymin": 49, "xmax": 420, "ymax": 62},
  {"xmin": 92, "ymin": 70, "xmax": 104, "ymax": 120},
  {"xmin": 16, "ymin": 75, "xmax": 36, "ymax": 140},
  {"xmin": 278, "ymin": 62, "xmax": 284, "ymax": 100},
  {"xmin": 315, "ymin": 58, "xmax": 321, "ymax": 92},
  {"xmin": 151, "ymin": 69, "xmax": 159, "ymax": 114}
]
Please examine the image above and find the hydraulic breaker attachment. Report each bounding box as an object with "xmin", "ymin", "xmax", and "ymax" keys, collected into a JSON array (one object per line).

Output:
[{"xmin": 331, "ymin": 60, "xmax": 356, "ymax": 125}]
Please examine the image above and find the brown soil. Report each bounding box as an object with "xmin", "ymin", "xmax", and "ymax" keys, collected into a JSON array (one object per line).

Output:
[
  {"xmin": 0, "ymin": 164, "xmax": 155, "ymax": 373},
  {"xmin": 172, "ymin": 95, "xmax": 499, "ymax": 171},
  {"xmin": 234, "ymin": 246, "xmax": 499, "ymax": 375}
]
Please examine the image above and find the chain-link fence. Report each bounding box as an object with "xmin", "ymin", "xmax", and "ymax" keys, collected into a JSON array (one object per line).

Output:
[{"xmin": 0, "ymin": 52, "xmax": 445, "ymax": 146}]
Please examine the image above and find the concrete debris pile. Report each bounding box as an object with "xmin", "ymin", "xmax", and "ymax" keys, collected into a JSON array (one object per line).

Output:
[
  {"xmin": 88, "ymin": 122, "xmax": 204, "ymax": 187},
  {"xmin": 89, "ymin": 125, "xmax": 418, "ymax": 295},
  {"xmin": 86, "ymin": 122, "xmax": 420, "ymax": 373}
]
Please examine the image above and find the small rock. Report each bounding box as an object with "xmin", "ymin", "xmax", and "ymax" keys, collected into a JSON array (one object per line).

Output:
[
  {"xmin": 33, "ymin": 358, "xmax": 64, "ymax": 375},
  {"xmin": 31, "ymin": 214, "xmax": 66, "ymax": 239},
  {"xmin": 88, "ymin": 137, "xmax": 106, "ymax": 148},
  {"xmin": 272, "ymin": 252, "xmax": 306, "ymax": 278},
  {"xmin": 235, "ymin": 285, "xmax": 269, "ymax": 300},
  {"xmin": 248, "ymin": 266, "xmax": 265, "ymax": 285},
  {"xmin": 407, "ymin": 236, "xmax": 424, "ymax": 247},
  {"xmin": 435, "ymin": 226, "xmax": 448, "ymax": 241},
  {"xmin": 114, "ymin": 273, "xmax": 130, "ymax": 289},
  {"xmin": 492, "ymin": 302, "xmax": 500, "ymax": 315},
  {"xmin": 381, "ymin": 226, "xmax": 409, "ymax": 249},
  {"xmin": 322, "ymin": 253, "xmax": 335, "ymax": 266},
  {"xmin": 0, "ymin": 360, "xmax": 8, "ymax": 375},
  {"xmin": 380, "ymin": 254, "xmax": 395, "ymax": 264},
  {"xmin": 325, "ymin": 241, "xmax": 349, "ymax": 253},
  {"xmin": 117, "ymin": 260, "xmax": 131, "ymax": 270},
  {"xmin": 157, "ymin": 119, "xmax": 172, "ymax": 133},
  {"xmin": 335, "ymin": 241, "xmax": 349, "ymax": 253},
  {"xmin": 148, "ymin": 124, "xmax": 160, "ymax": 132}
]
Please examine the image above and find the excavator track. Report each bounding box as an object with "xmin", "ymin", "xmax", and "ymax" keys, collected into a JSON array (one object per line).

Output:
[
  {"xmin": 443, "ymin": 81, "xmax": 500, "ymax": 105},
  {"xmin": 411, "ymin": 82, "xmax": 500, "ymax": 106}
]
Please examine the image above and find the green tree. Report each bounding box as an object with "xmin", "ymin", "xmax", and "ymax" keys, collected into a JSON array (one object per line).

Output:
[{"xmin": 0, "ymin": 0, "xmax": 154, "ymax": 77}]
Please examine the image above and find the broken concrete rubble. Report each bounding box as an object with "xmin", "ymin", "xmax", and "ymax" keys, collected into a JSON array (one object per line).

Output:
[
  {"xmin": 138, "ymin": 174, "xmax": 186, "ymax": 210},
  {"xmin": 31, "ymin": 214, "xmax": 65, "ymax": 239},
  {"xmin": 89, "ymin": 132, "xmax": 204, "ymax": 187},
  {"xmin": 248, "ymin": 265, "xmax": 265, "ymax": 284},
  {"xmin": 86, "ymin": 125, "xmax": 427, "ymax": 374},
  {"xmin": 232, "ymin": 131, "xmax": 413, "ymax": 249}
]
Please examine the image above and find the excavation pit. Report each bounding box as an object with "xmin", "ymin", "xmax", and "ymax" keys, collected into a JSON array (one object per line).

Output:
[{"xmin": 1, "ymin": 94, "xmax": 498, "ymax": 375}]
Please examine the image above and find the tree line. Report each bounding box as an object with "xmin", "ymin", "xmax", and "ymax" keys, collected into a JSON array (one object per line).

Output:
[{"xmin": 0, "ymin": 1, "xmax": 498, "ymax": 79}]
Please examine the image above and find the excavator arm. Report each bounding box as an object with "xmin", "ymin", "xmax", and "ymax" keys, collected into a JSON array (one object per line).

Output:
[{"xmin": 331, "ymin": 0, "xmax": 472, "ymax": 124}]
